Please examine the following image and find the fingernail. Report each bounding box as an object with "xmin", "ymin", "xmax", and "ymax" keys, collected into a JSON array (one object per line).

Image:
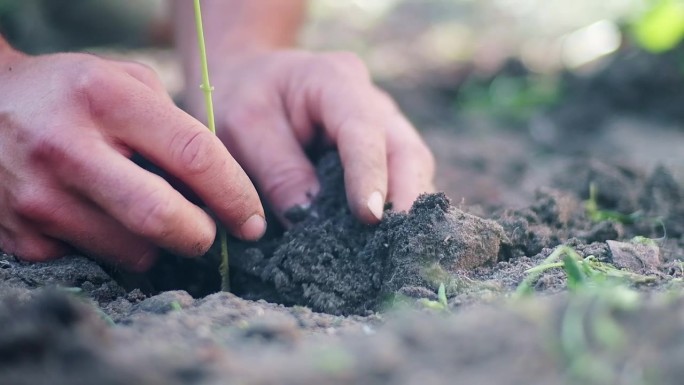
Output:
[
  {"xmin": 240, "ymin": 215, "xmax": 267, "ymax": 241},
  {"xmin": 367, "ymin": 191, "xmax": 384, "ymax": 221}
]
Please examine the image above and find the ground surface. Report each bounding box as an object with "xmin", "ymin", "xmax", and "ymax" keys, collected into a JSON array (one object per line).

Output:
[{"xmin": 3, "ymin": 40, "xmax": 684, "ymax": 385}]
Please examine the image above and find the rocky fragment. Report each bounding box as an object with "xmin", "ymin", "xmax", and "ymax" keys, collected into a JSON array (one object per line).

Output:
[{"xmin": 607, "ymin": 239, "xmax": 661, "ymax": 271}]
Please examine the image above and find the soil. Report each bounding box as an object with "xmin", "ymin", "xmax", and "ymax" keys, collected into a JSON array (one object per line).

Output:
[{"xmin": 2, "ymin": 45, "xmax": 684, "ymax": 384}]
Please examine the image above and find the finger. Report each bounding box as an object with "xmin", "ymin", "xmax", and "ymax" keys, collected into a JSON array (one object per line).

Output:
[
  {"xmin": 56, "ymin": 138, "xmax": 217, "ymax": 258},
  {"xmin": 313, "ymin": 86, "xmax": 389, "ymax": 224},
  {"xmin": 335, "ymin": 114, "xmax": 388, "ymax": 224},
  {"xmin": 4, "ymin": 229, "xmax": 70, "ymax": 263},
  {"xmin": 86, "ymin": 76, "xmax": 266, "ymax": 240},
  {"xmin": 386, "ymin": 115, "xmax": 436, "ymax": 211},
  {"xmin": 0, "ymin": 207, "xmax": 70, "ymax": 262},
  {"xmin": 219, "ymin": 106, "xmax": 319, "ymax": 224},
  {"xmin": 31, "ymin": 193, "xmax": 158, "ymax": 272}
]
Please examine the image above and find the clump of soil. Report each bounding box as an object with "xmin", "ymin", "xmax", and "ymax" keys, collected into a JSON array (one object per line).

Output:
[{"xmin": 229, "ymin": 153, "xmax": 508, "ymax": 315}]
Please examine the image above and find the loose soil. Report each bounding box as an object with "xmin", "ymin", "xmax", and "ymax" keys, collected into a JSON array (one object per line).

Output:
[{"xmin": 2, "ymin": 46, "xmax": 684, "ymax": 385}]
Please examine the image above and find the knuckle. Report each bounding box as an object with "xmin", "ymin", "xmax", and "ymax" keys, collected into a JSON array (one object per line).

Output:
[
  {"xmin": 171, "ymin": 129, "xmax": 220, "ymax": 176},
  {"xmin": 26, "ymin": 130, "xmax": 69, "ymax": 162},
  {"xmin": 67, "ymin": 58, "xmax": 127, "ymax": 116},
  {"xmin": 127, "ymin": 61, "xmax": 157, "ymax": 78},
  {"xmin": 11, "ymin": 187, "xmax": 53, "ymax": 221},
  {"xmin": 261, "ymin": 165, "xmax": 312, "ymax": 202},
  {"xmin": 126, "ymin": 62, "xmax": 163, "ymax": 88},
  {"xmin": 71, "ymin": 62, "xmax": 111, "ymax": 98},
  {"xmin": 322, "ymin": 51, "xmax": 368, "ymax": 77},
  {"xmin": 127, "ymin": 191, "xmax": 175, "ymax": 238},
  {"xmin": 224, "ymin": 98, "xmax": 276, "ymax": 133},
  {"xmin": 336, "ymin": 113, "xmax": 384, "ymax": 139}
]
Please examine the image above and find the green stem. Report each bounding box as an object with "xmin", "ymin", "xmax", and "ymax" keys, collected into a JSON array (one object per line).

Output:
[
  {"xmin": 193, "ymin": 0, "xmax": 229, "ymax": 291},
  {"xmin": 193, "ymin": 0, "xmax": 216, "ymax": 134}
]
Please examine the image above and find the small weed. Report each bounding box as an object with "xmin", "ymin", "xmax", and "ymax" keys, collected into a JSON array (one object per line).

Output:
[
  {"xmin": 630, "ymin": 235, "xmax": 658, "ymax": 247},
  {"xmin": 170, "ymin": 301, "xmax": 183, "ymax": 312},
  {"xmin": 516, "ymin": 245, "xmax": 654, "ymax": 384},
  {"xmin": 457, "ymin": 74, "xmax": 561, "ymax": 121},
  {"xmin": 516, "ymin": 245, "xmax": 656, "ymax": 297},
  {"xmin": 584, "ymin": 183, "xmax": 641, "ymax": 224},
  {"xmin": 558, "ymin": 285, "xmax": 645, "ymax": 385},
  {"xmin": 438, "ymin": 282, "xmax": 448, "ymax": 308},
  {"xmin": 516, "ymin": 241, "xmax": 660, "ymax": 382},
  {"xmin": 417, "ymin": 283, "xmax": 449, "ymax": 312}
]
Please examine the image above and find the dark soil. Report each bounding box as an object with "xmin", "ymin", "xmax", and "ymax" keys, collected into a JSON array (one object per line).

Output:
[
  {"xmin": 2, "ymin": 45, "xmax": 684, "ymax": 384},
  {"xmin": 226, "ymin": 153, "xmax": 506, "ymax": 315}
]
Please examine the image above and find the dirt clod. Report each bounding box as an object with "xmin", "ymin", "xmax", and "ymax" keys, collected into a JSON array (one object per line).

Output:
[
  {"xmin": 607, "ymin": 240, "xmax": 662, "ymax": 271},
  {"xmin": 230, "ymin": 153, "xmax": 507, "ymax": 315}
]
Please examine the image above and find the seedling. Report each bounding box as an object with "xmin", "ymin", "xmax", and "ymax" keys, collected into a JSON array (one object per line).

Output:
[
  {"xmin": 584, "ymin": 183, "xmax": 641, "ymax": 224},
  {"xmin": 417, "ymin": 283, "xmax": 449, "ymax": 312},
  {"xmin": 516, "ymin": 246, "xmax": 652, "ymax": 383},
  {"xmin": 170, "ymin": 300, "xmax": 183, "ymax": 312},
  {"xmin": 558, "ymin": 285, "xmax": 644, "ymax": 385},
  {"xmin": 193, "ymin": 0, "xmax": 230, "ymax": 291},
  {"xmin": 515, "ymin": 245, "xmax": 656, "ymax": 297}
]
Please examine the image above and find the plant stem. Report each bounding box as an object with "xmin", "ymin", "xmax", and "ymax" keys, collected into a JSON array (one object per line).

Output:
[
  {"xmin": 193, "ymin": 0, "xmax": 215, "ymax": 133},
  {"xmin": 193, "ymin": 0, "xmax": 229, "ymax": 291}
]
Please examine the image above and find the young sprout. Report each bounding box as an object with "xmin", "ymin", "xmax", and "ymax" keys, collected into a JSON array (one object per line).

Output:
[
  {"xmin": 515, "ymin": 245, "xmax": 656, "ymax": 297},
  {"xmin": 584, "ymin": 183, "xmax": 641, "ymax": 224},
  {"xmin": 417, "ymin": 283, "xmax": 449, "ymax": 312},
  {"xmin": 437, "ymin": 282, "xmax": 448, "ymax": 308},
  {"xmin": 193, "ymin": 0, "xmax": 230, "ymax": 291}
]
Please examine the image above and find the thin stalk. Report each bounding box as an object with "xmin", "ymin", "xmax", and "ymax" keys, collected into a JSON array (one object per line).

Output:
[
  {"xmin": 193, "ymin": 0, "xmax": 215, "ymax": 133},
  {"xmin": 193, "ymin": 0, "xmax": 229, "ymax": 291}
]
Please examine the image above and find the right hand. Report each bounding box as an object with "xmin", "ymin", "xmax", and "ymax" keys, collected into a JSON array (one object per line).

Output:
[{"xmin": 0, "ymin": 51, "xmax": 265, "ymax": 271}]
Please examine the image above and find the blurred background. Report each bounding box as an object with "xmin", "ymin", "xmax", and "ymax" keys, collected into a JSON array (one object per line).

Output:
[
  {"xmin": 0, "ymin": 0, "xmax": 676, "ymax": 101},
  {"xmin": 1, "ymin": 0, "xmax": 683, "ymax": 207},
  {"xmin": 2, "ymin": 0, "xmax": 682, "ymax": 123}
]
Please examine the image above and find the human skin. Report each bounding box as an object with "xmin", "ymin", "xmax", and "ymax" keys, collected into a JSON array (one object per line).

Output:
[
  {"xmin": 173, "ymin": 0, "xmax": 435, "ymax": 225},
  {"xmin": 0, "ymin": 1, "xmax": 434, "ymax": 271},
  {"xmin": 0, "ymin": 36, "xmax": 265, "ymax": 271}
]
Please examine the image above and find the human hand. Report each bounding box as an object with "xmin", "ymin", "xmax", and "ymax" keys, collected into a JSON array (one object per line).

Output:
[
  {"xmin": 0, "ymin": 51, "xmax": 265, "ymax": 271},
  {"xmin": 184, "ymin": 50, "xmax": 435, "ymax": 225}
]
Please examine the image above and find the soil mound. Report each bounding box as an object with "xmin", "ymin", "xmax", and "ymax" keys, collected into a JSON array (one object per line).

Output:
[{"xmin": 230, "ymin": 153, "xmax": 507, "ymax": 315}]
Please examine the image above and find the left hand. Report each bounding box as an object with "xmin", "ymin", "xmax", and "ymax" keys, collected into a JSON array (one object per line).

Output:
[{"xmin": 184, "ymin": 49, "xmax": 435, "ymax": 225}]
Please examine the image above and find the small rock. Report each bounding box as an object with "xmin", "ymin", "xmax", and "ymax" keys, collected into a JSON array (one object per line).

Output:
[
  {"xmin": 607, "ymin": 240, "xmax": 661, "ymax": 271},
  {"xmin": 443, "ymin": 207, "xmax": 508, "ymax": 270},
  {"xmin": 132, "ymin": 291, "xmax": 194, "ymax": 315}
]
